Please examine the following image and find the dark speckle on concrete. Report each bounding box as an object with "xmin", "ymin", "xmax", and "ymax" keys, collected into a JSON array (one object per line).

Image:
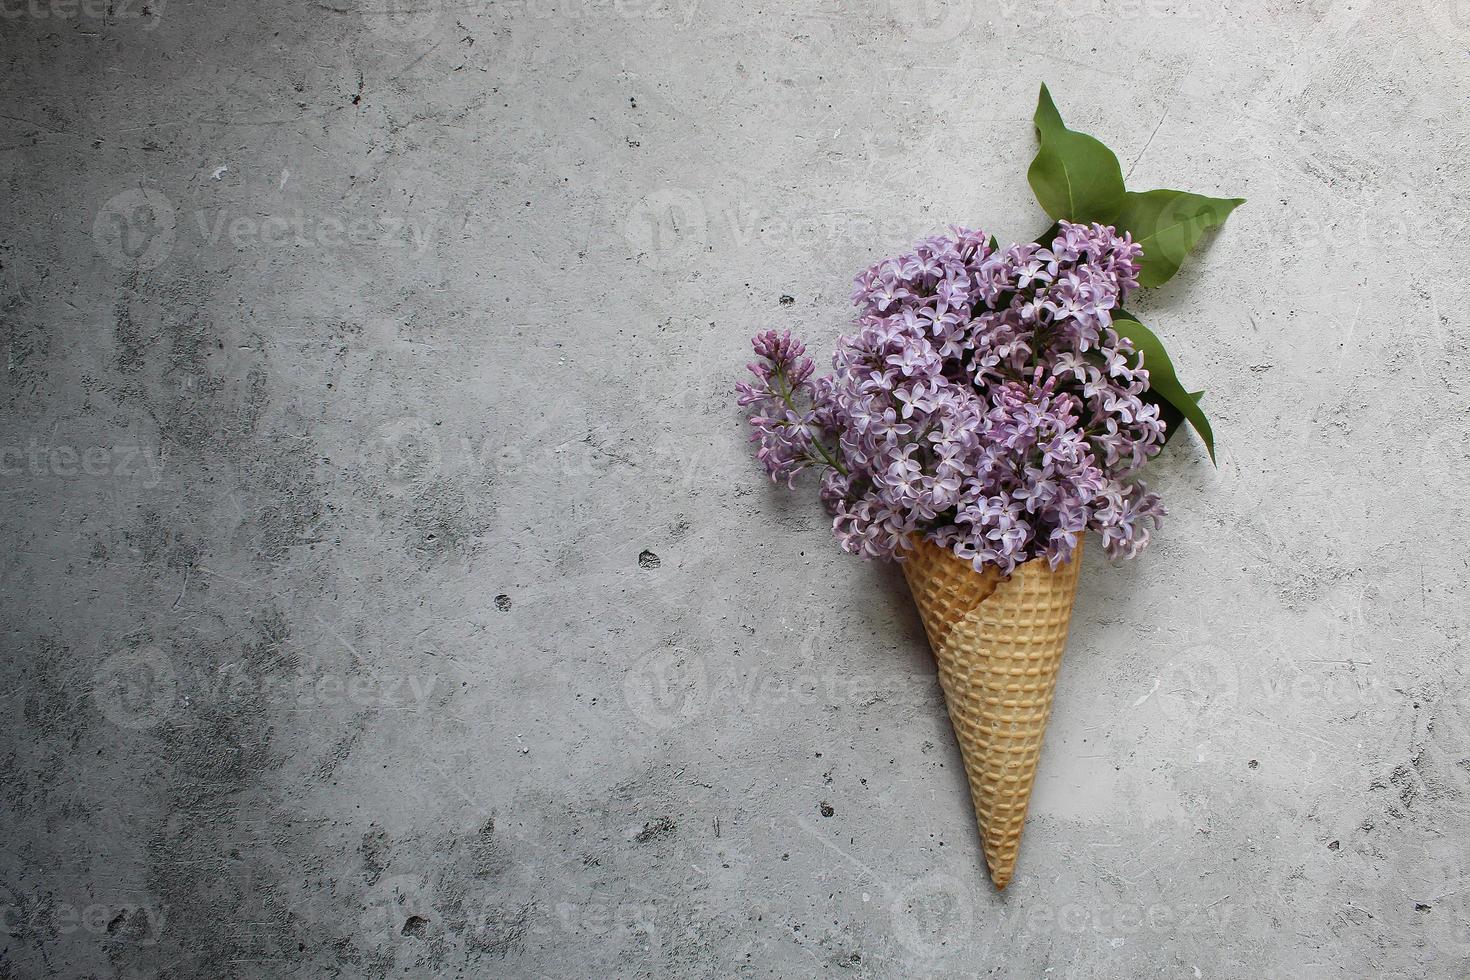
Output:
[
  {"xmin": 468, "ymin": 816, "xmax": 512, "ymax": 878},
  {"xmin": 361, "ymin": 829, "xmax": 390, "ymax": 886},
  {"xmin": 637, "ymin": 549, "xmax": 661, "ymax": 569},
  {"xmin": 633, "ymin": 816, "xmax": 676, "ymax": 843}
]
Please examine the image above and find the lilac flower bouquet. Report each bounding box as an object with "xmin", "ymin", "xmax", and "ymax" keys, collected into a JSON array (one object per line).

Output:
[
  {"xmin": 735, "ymin": 85, "xmax": 1242, "ymax": 890},
  {"xmin": 739, "ymin": 86, "xmax": 1240, "ymax": 577},
  {"xmin": 739, "ymin": 222, "xmax": 1161, "ymax": 574}
]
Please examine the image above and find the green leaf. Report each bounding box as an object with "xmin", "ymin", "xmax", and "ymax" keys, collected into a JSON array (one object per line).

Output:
[
  {"xmin": 1147, "ymin": 389, "xmax": 1203, "ymax": 447},
  {"xmin": 1027, "ymin": 84, "xmax": 1126, "ymax": 224},
  {"xmin": 1113, "ymin": 312, "xmax": 1216, "ymax": 464},
  {"xmin": 1115, "ymin": 189, "xmax": 1244, "ymax": 288}
]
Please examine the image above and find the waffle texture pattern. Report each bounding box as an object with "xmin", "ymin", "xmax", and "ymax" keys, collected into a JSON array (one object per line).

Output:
[{"xmin": 902, "ymin": 536, "xmax": 1084, "ymax": 889}]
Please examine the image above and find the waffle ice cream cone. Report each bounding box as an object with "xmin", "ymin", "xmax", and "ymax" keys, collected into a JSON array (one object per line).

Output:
[{"xmin": 902, "ymin": 536, "xmax": 1084, "ymax": 889}]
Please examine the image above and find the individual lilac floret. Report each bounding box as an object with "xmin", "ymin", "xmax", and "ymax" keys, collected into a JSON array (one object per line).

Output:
[{"xmin": 740, "ymin": 222, "xmax": 1166, "ymax": 572}]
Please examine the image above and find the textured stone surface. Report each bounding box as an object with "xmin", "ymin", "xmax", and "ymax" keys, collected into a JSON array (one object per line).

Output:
[{"xmin": 2, "ymin": 0, "xmax": 1468, "ymax": 976}]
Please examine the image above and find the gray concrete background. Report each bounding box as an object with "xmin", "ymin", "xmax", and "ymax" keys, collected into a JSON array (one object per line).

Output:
[{"xmin": 1, "ymin": 0, "xmax": 1467, "ymax": 976}]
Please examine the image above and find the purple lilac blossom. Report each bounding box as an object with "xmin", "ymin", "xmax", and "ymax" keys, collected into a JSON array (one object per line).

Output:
[{"xmin": 738, "ymin": 221, "xmax": 1167, "ymax": 573}]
